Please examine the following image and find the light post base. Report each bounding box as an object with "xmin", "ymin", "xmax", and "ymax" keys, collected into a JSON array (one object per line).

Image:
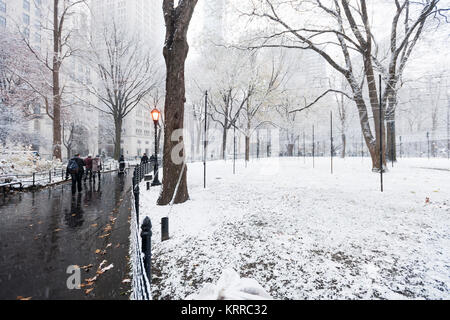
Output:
[{"xmin": 151, "ymin": 164, "xmax": 161, "ymax": 186}]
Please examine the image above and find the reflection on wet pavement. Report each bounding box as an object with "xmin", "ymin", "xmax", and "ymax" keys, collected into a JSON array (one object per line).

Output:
[{"xmin": 0, "ymin": 172, "xmax": 132, "ymax": 300}]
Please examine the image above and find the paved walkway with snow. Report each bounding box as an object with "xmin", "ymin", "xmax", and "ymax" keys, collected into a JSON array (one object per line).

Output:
[
  {"xmin": 0, "ymin": 171, "xmax": 132, "ymax": 300},
  {"xmin": 140, "ymin": 157, "xmax": 450, "ymax": 300}
]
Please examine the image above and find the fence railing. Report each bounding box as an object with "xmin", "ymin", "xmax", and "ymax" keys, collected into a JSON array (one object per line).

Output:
[
  {"xmin": 0, "ymin": 161, "xmax": 122, "ymax": 191},
  {"xmin": 130, "ymin": 161, "xmax": 155, "ymax": 300}
]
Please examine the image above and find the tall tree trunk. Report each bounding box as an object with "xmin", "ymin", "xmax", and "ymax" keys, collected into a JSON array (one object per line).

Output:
[
  {"xmin": 386, "ymin": 94, "xmax": 397, "ymax": 162},
  {"xmin": 245, "ymin": 120, "xmax": 250, "ymax": 162},
  {"xmin": 256, "ymin": 130, "xmax": 260, "ymax": 158},
  {"xmin": 341, "ymin": 133, "xmax": 346, "ymax": 158},
  {"xmin": 52, "ymin": 0, "xmax": 62, "ymax": 160},
  {"xmin": 113, "ymin": 117, "xmax": 122, "ymax": 160},
  {"xmin": 222, "ymin": 125, "xmax": 227, "ymax": 160},
  {"xmin": 158, "ymin": 0, "xmax": 197, "ymax": 205}
]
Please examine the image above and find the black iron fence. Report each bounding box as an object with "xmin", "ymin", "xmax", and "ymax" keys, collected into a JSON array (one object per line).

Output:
[
  {"xmin": 131, "ymin": 162, "xmax": 154, "ymax": 300},
  {"xmin": 0, "ymin": 162, "xmax": 121, "ymax": 192}
]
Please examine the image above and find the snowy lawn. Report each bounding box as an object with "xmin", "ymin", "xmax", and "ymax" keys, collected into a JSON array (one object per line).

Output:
[{"xmin": 139, "ymin": 157, "xmax": 450, "ymax": 300}]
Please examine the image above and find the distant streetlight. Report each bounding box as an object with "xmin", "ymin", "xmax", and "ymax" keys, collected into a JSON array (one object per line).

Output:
[{"xmin": 151, "ymin": 108, "xmax": 161, "ymax": 186}]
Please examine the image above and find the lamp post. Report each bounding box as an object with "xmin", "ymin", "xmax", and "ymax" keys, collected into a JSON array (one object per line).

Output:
[{"xmin": 151, "ymin": 108, "xmax": 161, "ymax": 186}]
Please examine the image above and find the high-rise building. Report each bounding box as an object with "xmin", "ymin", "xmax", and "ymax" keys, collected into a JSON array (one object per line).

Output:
[
  {"xmin": 1, "ymin": 0, "xmax": 99, "ymax": 159},
  {"xmin": 202, "ymin": 0, "xmax": 225, "ymax": 42},
  {"xmin": 91, "ymin": 0, "xmax": 164, "ymax": 158}
]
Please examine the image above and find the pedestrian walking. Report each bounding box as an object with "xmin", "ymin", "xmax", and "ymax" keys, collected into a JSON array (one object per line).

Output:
[
  {"xmin": 92, "ymin": 155, "xmax": 102, "ymax": 181},
  {"xmin": 119, "ymin": 155, "xmax": 126, "ymax": 174},
  {"xmin": 66, "ymin": 153, "xmax": 85, "ymax": 195},
  {"xmin": 141, "ymin": 153, "xmax": 149, "ymax": 164},
  {"xmin": 84, "ymin": 154, "xmax": 93, "ymax": 181}
]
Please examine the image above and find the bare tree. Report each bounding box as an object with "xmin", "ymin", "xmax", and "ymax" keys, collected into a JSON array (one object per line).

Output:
[
  {"xmin": 19, "ymin": 0, "xmax": 88, "ymax": 160},
  {"xmin": 241, "ymin": 0, "xmax": 446, "ymax": 171},
  {"xmin": 0, "ymin": 29, "xmax": 49, "ymax": 145},
  {"xmin": 84, "ymin": 24, "xmax": 160, "ymax": 160},
  {"xmin": 158, "ymin": 0, "xmax": 198, "ymax": 206},
  {"xmin": 243, "ymin": 51, "xmax": 287, "ymax": 162}
]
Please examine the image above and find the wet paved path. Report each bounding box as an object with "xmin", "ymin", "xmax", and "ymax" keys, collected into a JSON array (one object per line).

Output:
[{"xmin": 0, "ymin": 171, "xmax": 132, "ymax": 300}]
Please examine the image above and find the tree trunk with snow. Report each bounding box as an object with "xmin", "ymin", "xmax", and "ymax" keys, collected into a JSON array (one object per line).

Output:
[
  {"xmin": 158, "ymin": 0, "xmax": 197, "ymax": 206},
  {"xmin": 113, "ymin": 117, "xmax": 122, "ymax": 160},
  {"xmin": 52, "ymin": 0, "xmax": 62, "ymax": 160}
]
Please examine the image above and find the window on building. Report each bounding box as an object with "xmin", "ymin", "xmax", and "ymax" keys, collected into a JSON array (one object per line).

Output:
[
  {"xmin": 0, "ymin": 1, "xmax": 6, "ymax": 13},
  {"xmin": 23, "ymin": 0, "xmax": 30, "ymax": 11},
  {"xmin": 23, "ymin": 27, "xmax": 30, "ymax": 39},
  {"xmin": 34, "ymin": 119, "xmax": 40, "ymax": 131},
  {"xmin": 0, "ymin": 16, "xmax": 5, "ymax": 28},
  {"xmin": 33, "ymin": 103, "xmax": 41, "ymax": 114},
  {"xmin": 23, "ymin": 13, "xmax": 30, "ymax": 25}
]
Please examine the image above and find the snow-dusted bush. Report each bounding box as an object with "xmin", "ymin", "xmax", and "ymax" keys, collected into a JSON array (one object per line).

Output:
[{"xmin": 0, "ymin": 143, "xmax": 62, "ymax": 178}]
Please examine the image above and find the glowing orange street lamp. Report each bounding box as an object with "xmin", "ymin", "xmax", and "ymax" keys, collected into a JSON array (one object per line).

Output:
[
  {"xmin": 151, "ymin": 108, "xmax": 160, "ymax": 124},
  {"xmin": 151, "ymin": 108, "xmax": 161, "ymax": 186}
]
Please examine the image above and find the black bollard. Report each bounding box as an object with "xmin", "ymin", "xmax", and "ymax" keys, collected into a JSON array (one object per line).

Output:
[
  {"xmin": 134, "ymin": 184, "xmax": 140, "ymax": 223},
  {"xmin": 161, "ymin": 217, "xmax": 169, "ymax": 241},
  {"xmin": 140, "ymin": 217, "xmax": 152, "ymax": 281}
]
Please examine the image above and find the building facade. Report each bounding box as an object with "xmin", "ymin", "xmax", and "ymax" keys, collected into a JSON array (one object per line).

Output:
[
  {"xmin": 1, "ymin": 0, "xmax": 99, "ymax": 160},
  {"xmin": 91, "ymin": 0, "xmax": 164, "ymax": 159}
]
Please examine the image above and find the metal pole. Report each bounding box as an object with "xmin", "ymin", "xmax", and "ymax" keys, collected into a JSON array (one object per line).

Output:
[
  {"xmin": 447, "ymin": 102, "xmax": 449, "ymax": 160},
  {"xmin": 379, "ymin": 75, "xmax": 383, "ymax": 192},
  {"xmin": 233, "ymin": 125, "xmax": 236, "ymax": 174},
  {"xmin": 331, "ymin": 111, "xmax": 333, "ymax": 174},
  {"xmin": 204, "ymin": 91, "xmax": 207, "ymax": 188},
  {"xmin": 312, "ymin": 125, "xmax": 315, "ymax": 168},
  {"xmin": 152, "ymin": 120, "xmax": 161, "ymax": 186},
  {"xmin": 391, "ymin": 124, "xmax": 394, "ymax": 168},
  {"xmin": 427, "ymin": 131, "xmax": 430, "ymax": 160},
  {"xmin": 303, "ymin": 131, "xmax": 306, "ymax": 164}
]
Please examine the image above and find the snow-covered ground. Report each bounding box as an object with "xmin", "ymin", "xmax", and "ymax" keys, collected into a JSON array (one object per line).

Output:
[{"xmin": 139, "ymin": 157, "xmax": 450, "ymax": 300}]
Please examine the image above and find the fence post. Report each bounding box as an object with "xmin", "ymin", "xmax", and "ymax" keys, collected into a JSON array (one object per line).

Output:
[
  {"xmin": 33, "ymin": 172, "xmax": 35, "ymax": 187},
  {"xmin": 49, "ymin": 170, "xmax": 52, "ymax": 183},
  {"xmin": 161, "ymin": 217, "xmax": 169, "ymax": 241},
  {"xmin": 133, "ymin": 168, "xmax": 140, "ymax": 225},
  {"xmin": 141, "ymin": 217, "xmax": 152, "ymax": 283}
]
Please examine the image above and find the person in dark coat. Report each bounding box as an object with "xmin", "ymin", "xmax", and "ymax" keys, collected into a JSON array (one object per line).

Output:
[
  {"xmin": 141, "ymin": 153, "xmax": 149, "ymax": 164},
  {"xmin": 84, "ymin": 154, "xmax": 93, "ymax": 181},
  {"xmin": 119, "ymin": 155, "xmax": 126, "ymax": 173},
  {"xmin": 66, "ymin": 153, "xmax": 85, "ymax": 195}
]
